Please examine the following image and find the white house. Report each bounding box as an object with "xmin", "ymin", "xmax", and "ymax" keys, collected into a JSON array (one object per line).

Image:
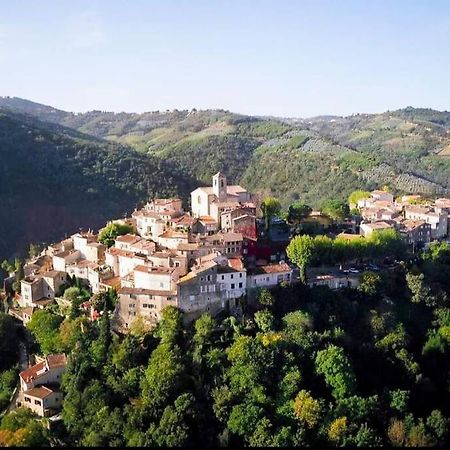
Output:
[{"xmin": 247, "ymin": 262, "xmax": 293, "ymax": 289}]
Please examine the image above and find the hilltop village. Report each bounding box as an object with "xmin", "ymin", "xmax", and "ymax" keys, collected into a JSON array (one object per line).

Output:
[
  {"xmin": 1, "ymin": 174, "xmax": 450, "ymax": 423},
  {"xmin": 7, "ymin": 177, "xmax": 450, "ymax": 334},
  {"xmin": 8, "ymin": 172, "xmax": 294, "ymax": 332}
]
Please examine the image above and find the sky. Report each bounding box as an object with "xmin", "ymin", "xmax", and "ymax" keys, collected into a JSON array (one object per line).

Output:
[{"xmin": 1, "ymin": 0, "xmax": 450, "ymax": 117}]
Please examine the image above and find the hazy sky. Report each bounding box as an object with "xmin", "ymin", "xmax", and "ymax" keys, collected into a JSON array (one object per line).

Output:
[{"xmin": 1, "ymin": 0, "xmax": 450, "ymax": 117}]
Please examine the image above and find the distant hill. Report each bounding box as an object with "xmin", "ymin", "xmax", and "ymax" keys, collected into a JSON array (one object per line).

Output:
[{"xmin": 1, "ymin": 97, "xmax": 449, "ymax": 259}]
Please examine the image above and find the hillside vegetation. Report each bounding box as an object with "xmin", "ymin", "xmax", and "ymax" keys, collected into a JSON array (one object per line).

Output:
[
  {"xmin": 0, "ymin": 109, "xmax": 195, "ymax": 260},
  {"xmin": 1, "ymin": 97, "xmax": 450, "ymax": 259}
]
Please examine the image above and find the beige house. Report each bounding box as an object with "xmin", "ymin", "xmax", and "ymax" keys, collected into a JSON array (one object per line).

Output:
[
  {"xmin": 19, "ymin": 354, "xmax": 67, "ymax": 417},
  {"xmin": 19, "ymin": 271, "xmax": 67, "ymax": 308},
  {"xmin": 360, "ymin": 221, "xmax": 394, "ymax": 237},
  {"xmin": 190, "ymin": 172, "xmax": 251, "ymax": 221},
  {"xmin": 116, "ymin": 287, "xmax": 177, "ymax": 329},
  {"xmin": 22, "ymin": 385, "xmax": 63, "ymax": 417}
]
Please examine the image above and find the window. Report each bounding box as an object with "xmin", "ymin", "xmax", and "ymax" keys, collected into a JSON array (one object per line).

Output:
[
  {"xmin": 160, "ymin": 282, "xmax": 164, "ymax": 288},
  {"xmin": 175, "ymin": 261, "xmax": 180, "ymax": 267},
  {"xmin": 239, "ymin": 273, "xmax": 243, "ymax": 278},
  {"xmin": 143, "ymin": 303, "xmax": 148, "ymax": 308},
  {"xmin": 34, "ymin": 399, "xmax": 41, "ymax": 405},
  {"xmin": 238, "ymin": 282, "xmax": 243, "ymax": 288},
  {"xmin": 231, "ymin": 283, "xmax": 235, "ymax": 289},
  {"xmin": 230, "ymin": 274, "xmax": 234, "ymax": 279},
  {"xmin": 198, "ymin": 195, "xmax": 201, "ymax": 204},
  {"xmin": 200, "ymin": 286, "xmax": 207, "ymax": 293},
  {"xmin": 189, "ymin": 295, "xmax": 195, "ymax": 301},
  {"xmin": 221, "ymin": 275, "xmax": 225, "ymax": 280},
  {"xmin": 206, "ymin": 275, "xmax": 212, "ymax": 281},
  {"xmin": 129, "ymin": 303, "xmax": 135, "ymax": 309},
  {"xmin": 24, "ymin": 397, "xmax": 31, "ymax": 403}
]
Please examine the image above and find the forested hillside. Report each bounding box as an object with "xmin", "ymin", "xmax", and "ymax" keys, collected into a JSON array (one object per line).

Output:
[
  {"xmin": 1, "ymin": 97, "xmax": 450, "ymax": 259},
  {"xmin": 0, "ymin": 110, "xmax": 195, "ymax": 260}
]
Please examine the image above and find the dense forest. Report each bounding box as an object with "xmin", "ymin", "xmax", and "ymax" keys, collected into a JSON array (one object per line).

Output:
[
  {"xmin": 1, "ymin": 240, "xmax": 450, "ymax": 446},
  {"xmin": 1, "ymin": 97, "xmax": 450, "ymax": 261}
]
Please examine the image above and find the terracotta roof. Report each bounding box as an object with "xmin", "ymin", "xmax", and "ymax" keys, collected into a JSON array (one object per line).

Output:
[
  {"xmin": 100, "ymin": 276, "xmax": 122, "ymax": 288},
  {"xmin": 158, "ymin": 230, "xmax": 188, "ymax": 239},
  {"xmin": 228, "ymin": 258, "xmax": 245, "ymax": 271},
  {"xmin": 72, "ymin": 260, "xmax": 99, "ymax": 270},
  {"xmin": 362, "ymin": 221, "xmax": 393, "ymax": 230},
  {"xmin": 23, "ymin": 385, "xmax": 58, "ymax": 400},
  {"xmin": 150, "ymin": 251, "xmax": 177, "ymax": 259},
  {"xmin": 134, "ymin": 264, "xmax": 174, "ymax": 274},
  {"xmin": 130, "ymin": 240, "xmax": 155, "ymax": 251},
  {"xmin": 20, "ymin": 354, "xmax": 67, "ymax": 383},
  {"xmin": 42, "ymin": 270, "xmax": 66, "ymax": 279},
  {"xmin": 249, "ymin": 263, "xmax": 292, "ymax": 275},
  {"xmin": 107, "ymin": 247, "xmax": 134, "ymax": 258},
  {"xmin": 199, "ymin": 215, "xmax": 217, "ymax": 224},
  {"xmin": 177, "ymin": 243, "xmax": 199, "ymax": 251},
  {"xmin": 194, "ymin": 260, "xmax": 217, "ymax": 273},
  {"xmin": 115, "ymin": 234, "xmax": 141, "ymax": 244},
  {"xmin": 220, "ymin": 232, "xmax": 243, "ymax": 242},
  {"xmin": 46, "ymin": 354, "xmax": 67, "ymax": 369},
  {"xmin": 53, "ymin": 249, "xmax": 79, "ymax": 259},
  {"xmin": 177, "ymin": 271, "xmax": 197, "ymax": 284},
  {"xmin": 405, "ymin": 205, "xmax": 432, "ymax": 215},
  {"xmin": 172, "ymin": 214, "xmax": 196, "ymax": 225},
  {"xmin": 400, "ymin": 219, "xmax": 429, "ymax": 231}
]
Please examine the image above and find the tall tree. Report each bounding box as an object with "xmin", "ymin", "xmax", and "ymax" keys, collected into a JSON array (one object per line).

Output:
[{"xmin": 260, "ymin": 197, "xmax": 281, "ymax": 231}]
